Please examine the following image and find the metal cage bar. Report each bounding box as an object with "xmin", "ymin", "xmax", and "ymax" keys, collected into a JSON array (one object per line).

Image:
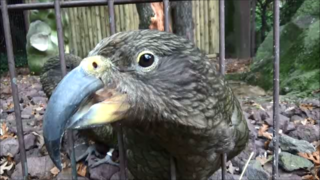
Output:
[
  {"xmin": 219, "ymin": 0, "xmax": 225, "ymax": 75},
  {"xmin": 106, "ymin": 1, "xmax": 127, "ymax": 179},
  {"xmin": 53, "ymin": 1, "xmax": 78, "ymax": 179},
  {"xmin": 219, "ymin": 0, "xmax": 227, "ymax": 179},
  {"xmin": 0, "ymin": 0, "xmax": 28, "ymax": 179},
  {"xmin": 162, "ymin": 1, "xmax": 177, "ymax": 180},
  {"xmin": 117, "ymin": 125, "xmax": 127, "ymax": 180},
  {"xmin": 163, "ymin": 0, "xmax": 170, "ymax": 32},
  {"xmin": 0, "ymin": 0, "xmax": 191, "ymax": 11},
  {"xmin": 272, "ymin": 0, "xmax": 280, "ymax": 179},
  {"xmin": 0, "ymin": 0, "xmax": 282, "ymax": 180},
  {"xmin": 108, "ymin": 0, "xmax": 116, "ymax": 34}
]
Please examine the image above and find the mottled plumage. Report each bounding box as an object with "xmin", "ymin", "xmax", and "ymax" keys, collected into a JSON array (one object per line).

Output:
[
  {"xmin": 43, "ymin": 30, "xmax": 249, "ymax": 180},
  {"xmin": 40, "ymin": 54, "xmax": 82, "ymax": 97}
]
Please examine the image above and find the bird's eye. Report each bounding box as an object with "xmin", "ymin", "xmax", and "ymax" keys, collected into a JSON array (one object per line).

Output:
[
  {"xmin": 92, "ymin": 62, "xmax": 98, "ymax": 69},
  {"xmin": 137, "ymin": 51, "xmax": 155, "ymax": 68}
]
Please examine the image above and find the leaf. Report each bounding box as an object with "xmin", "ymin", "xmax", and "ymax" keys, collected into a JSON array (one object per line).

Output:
[
  {"xmin": 0, "ymin": 158, "xmax": 6, "ymax": 165},
  {"xmin": 0, "ymin": 161, "xmax": 14, "ymax": 175},
  {"xmin": 298, "ymin": 118, "xmax": 316, "ymax": 126},
  {"xmin": 252, "ymin": 102, "xmax": 266, "ymax": 111},
  {"xmin": 300, "ymin": 104, "xmax": 314, "ymax": 111},
  {"xmin": 256, "ymin": 155, "xmax": 272, "ymax": 165},
  {"xmin": 243, "ymin": 101, "xmax": 266, "ymax": 111},
  {"xmin": 0, "ymin": 123, "xmax": 15, "ymax": 140},
  {"xmin": 301, "ymin": 119, "xmax": 308, "ymax": 125},
  {"xmin": 303, "ymin": 174, "xmax": 318, "ymax": 180},
  {"xmin": 5, "ymin": 156, "xmax": 14, "ymax": 164},
  {"xmin": 0, "ymin": 176, "xmax": 9, "ymax": 180},
  {"xmin": 258, "ymin": 124, "xmax": 273, "ymax": 140},
  {"xmin": 298, "ymin": 145, "xmax": 320, "ymax": 165},
  {"xmin": 307, "ymin": 118, "xmax": 316, "ymax": 125},
  {"xmin": 76, "ymin": 162, "xmax": 87, "ymax": 177},
  {"xmin": 284, "ymin": 106, "xmax": 295, "ymax": 112},
  {"xmin": 0, "ymin": 123, "xmax": 8, "ymax": 136},
  {"xmin": 6, "ymin": 103, "xmax": 14, "ymax": 110},
  {"xmin": 32, "ymin": 132, "xmax": 44, "ymax": 148},
  {"xmin": 50, "ymin": 167, "xmax": 60, "ymax": 177},
  {"xmin": 226, "ymin": 161, "xmax": 236, "ymax": 174},
  {"xmin": 264, "ymin": 139, "xmax": 271, "ymax": 149},
  {"xmin": 314, "ymin": 165, "xmax": 320, "ymax": 180}
]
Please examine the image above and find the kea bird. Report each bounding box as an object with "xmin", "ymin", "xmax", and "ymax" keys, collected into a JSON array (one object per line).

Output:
[{"xmin": 43, "ymin": 30, "xmax": 249, "ymax": 180}]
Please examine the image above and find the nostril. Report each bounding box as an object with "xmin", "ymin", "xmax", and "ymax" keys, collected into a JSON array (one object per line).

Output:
[{"xmin": 92, "ymin": 62, "xmax": 98, "ymax": 69}]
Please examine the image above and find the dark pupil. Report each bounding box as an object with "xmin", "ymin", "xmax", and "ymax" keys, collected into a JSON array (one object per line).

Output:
[{"xmin": 139, "ymin": 53, "xmax": 154, "ymax": 67}]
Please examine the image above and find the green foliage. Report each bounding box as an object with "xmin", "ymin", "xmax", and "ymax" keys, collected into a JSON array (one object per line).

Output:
[
  {"xmin": 0, "ymin": 51, "xmax": 28, "ymax": 75},
  {"xmin": 255, "ymin": 0, "xmax": 274, "ymax": 31},
  {"xmin": 254, "ymin": 0, "xmax": 304, "ymax": 43},
  {"xmin": 280, "ymin": 0, "xmax": 304, "ymax": 25}
]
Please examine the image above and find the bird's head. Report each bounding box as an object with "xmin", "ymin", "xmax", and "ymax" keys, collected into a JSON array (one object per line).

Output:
[{"xmin": 43, "ymin": 30, "xmax": 222, "ymax": 169}]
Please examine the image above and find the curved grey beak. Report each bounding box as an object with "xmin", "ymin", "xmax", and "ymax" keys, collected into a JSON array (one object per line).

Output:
[{"xmin": 43, "ymin": 66, "xmax": 103, "ymax": 170}]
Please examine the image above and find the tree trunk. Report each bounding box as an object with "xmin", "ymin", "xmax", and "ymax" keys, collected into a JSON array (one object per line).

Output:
[
  {"xmin": 260, "ymin": 5, "xmax": 267, "ymax": 43},
  {"xmin": 136, "ymin": 3, "xmax": 171, "ymax": 31},
  {"xmin": 136, "ymin": 3, "xmax": 155, "ymax": 29},
  {"xmin": 251, "ymin": 0, "xmax": 257, "ymax": 57},
  {"xmin": 170, "ymin": 1, "xmax": 193, "ymax": 41},
  {"xmin": 234, "ymin": 0, "xmax": 251, "ymax": 58},
  {"xmin": 136, "ymin": 1, "xmax": 193, "ymax": 41}
]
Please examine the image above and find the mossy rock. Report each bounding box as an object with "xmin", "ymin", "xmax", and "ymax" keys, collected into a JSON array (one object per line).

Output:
[
  {"xmin": 26, "ymin": 0, "xmax": 69, "ymax": 75},
  {"xmin": 293, "ymin": 0, "xmax": 320, "ymax": 20},
  {"xmin": 244, "ymin": 0, "xmax": 319, "ymax": 98},
  {"xmin": 26, "ymin": 21, "xmax": 59, "ymax": 74}
]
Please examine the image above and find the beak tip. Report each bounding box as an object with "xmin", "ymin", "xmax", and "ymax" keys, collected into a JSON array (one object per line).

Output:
[
  {"xmin": 44, "ymin": 138, "xmax": 63, "ymax": 171},
  {"xmin": 54, "ymin": 159, "xmax": 63, "ymax": 171}
]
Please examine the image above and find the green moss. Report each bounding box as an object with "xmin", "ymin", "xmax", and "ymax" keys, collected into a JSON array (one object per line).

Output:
[
  {"xmin": 0, "ymin": 52, "xmax": 28, "ymax": 75},
  {"xmin": 293, "ymin": 0, "xmax": 320, "ymax": 19},
  {"xmin": 282, "ymin": 69, "xmax": 320, "ymax": 94},
  {"xmin": 244, "ymin": 15, "xmax": 319, "ymax": 98}
]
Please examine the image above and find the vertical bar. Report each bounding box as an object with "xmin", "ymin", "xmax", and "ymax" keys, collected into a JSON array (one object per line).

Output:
[
  {"xmin": 163, "ymin": 0, "xmax": 170, "ymax": 32},
  {"xmin": 1, "ymin": 0, "xmax": 28, "ymax": 179},
  {"xmin": 219, "ymin": 0, "xmax": 227, "ymax": 179},
  {"xmin": 219, "ymin": 0, "xmax": 225, "ymax": 75},
  {"xmin": 117, "ymin": 124, "xmax": 127, "ymax": 180},
  {"xmin": 54, "ymin": 1, "xmax": 77, "ymax": 180},
  {"xmin": 22, "ymin": 0, "xmax": 29, "ymax": 32},
  {"xmin": 163, "ymin": 2, "xmax": 176, "ymax": 178},
  {"xmin": 108, "ymin": 0, "xmax": 116, "ymax": 34},
  {"xmin": 170, "ymin": 156, "xmax": 176, "ymax": 180},
  {"xmin": 250, "ymin": 0, "xmax": 256, "ymax": 57},
  {"xmin": 221, "ymin": 153, "xmax": 227, "ymax": 180},
  {"xmin": 68, "ymin": 132, "xmax": 77, "ymax": 180},
  {"xmin": 54, "ymin": 0, "xmax": 67, "ymax": 76},
  {"xmin": 272, "ymin": 0, "xmax": 280, "ymax": 179},
  {"xmin": 109, "ymin": 2, "xmax": 126, "ymax": 180}
]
